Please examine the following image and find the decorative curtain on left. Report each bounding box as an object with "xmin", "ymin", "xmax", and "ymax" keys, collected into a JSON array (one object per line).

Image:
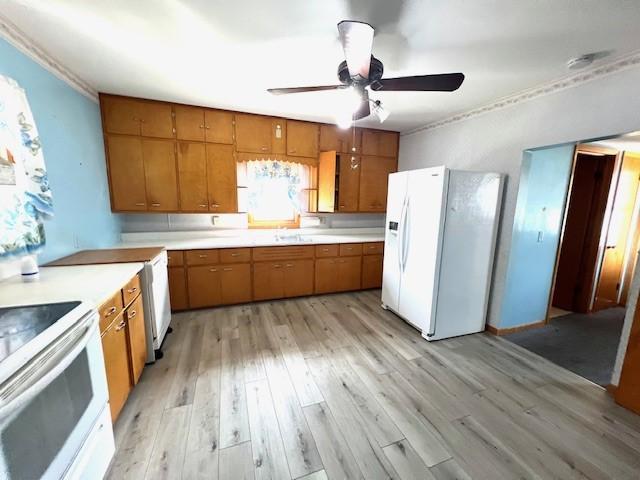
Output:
[{"xmin": 0, "ymin": 74, "xmax": 52, "ymax": 258}]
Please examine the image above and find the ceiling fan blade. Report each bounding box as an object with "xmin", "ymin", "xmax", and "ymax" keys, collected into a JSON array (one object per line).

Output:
[
  {"xmin": 353, "ymin": 90, "xmax": 370, "ymax": 120},
  {"xmin": 372, "ymin": 73, "xmax": 465, "ymax": 92},
  {"xmin": 337, "ymin": 20, "xmax": 374, "ymax": 80},
  {"xmin": 268, "ymin": 85, "xmax": 344, "ymax": 95}
]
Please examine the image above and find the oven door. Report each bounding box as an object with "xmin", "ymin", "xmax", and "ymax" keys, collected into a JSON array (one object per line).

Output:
[{"xmin": 0, "ymin": 311, "xmax": 108, "ymax": 480}]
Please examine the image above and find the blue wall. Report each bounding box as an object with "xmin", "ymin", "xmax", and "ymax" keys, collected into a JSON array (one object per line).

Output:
[
  {"xmin": 0, "ymin": 38, "xmax": 120, "ymax": 263},
  {"xmin": 499, "ymin": 144, "xmax": 575, "ymax": 328}
]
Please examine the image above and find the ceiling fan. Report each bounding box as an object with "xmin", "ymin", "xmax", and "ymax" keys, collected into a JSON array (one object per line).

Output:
[{"xmin": 268, "ymin": 20, "xmax": 465, "ymax": 126}]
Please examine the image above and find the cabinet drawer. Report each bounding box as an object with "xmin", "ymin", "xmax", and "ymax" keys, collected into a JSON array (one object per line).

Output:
[
  {"xmin": 186, "ymin": 249, "xmax": 220, "ymax": 265},
  {"xmin": 363, "ymin": 242, "xmax": 384, "ymax": 255},
  {"xmin": 99, "ymin": 291, "xmax": 124, "ymax": 333},
  {"xmin": 339, "ymin": 243, "xmax": 363, "ymax": 256},
  {"xmin": 122, "ymin": 274, "xmax": 141, "ymax": 307},
  {"xmin": 315, "ymin": 244, "xmax": 339, "ymax": 258},
  {"xmin": 167, "ymin": 250, "xmax": 184, "ymax": 267},
  {"xmin": 220, "ymin": 248, "xmax": 251, "ymax": 263},
  {"xmin": 252, "ymin": 245, "xmax": 314, "ymax": 262}
]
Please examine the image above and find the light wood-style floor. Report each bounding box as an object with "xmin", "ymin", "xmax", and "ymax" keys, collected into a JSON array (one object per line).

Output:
[{"xmin": 107, "ymin": 290, "xmax": 640, "ymax": 480}]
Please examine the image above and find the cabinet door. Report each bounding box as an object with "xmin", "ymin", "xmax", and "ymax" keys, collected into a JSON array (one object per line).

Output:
[
  {"xmin": 318, "ymin": 151, "xmax": 337, "ymax": 212},
  {"xmin": 284, "ymin": 260, "xmax": 314, "ymax": 297},
  {"xmin": 177, "ymin": 142, "xmax": 209, "ymax": 211},
  {"xmin": 378, "ymin": 131, "xmax": 399, "ymax": 157},
  {"xmin": 102, "ymin": 96, "xmax": 141, "ymax": 135},
  {"xmin": 168, "ymin": 266, "xmax": 189, "ymax": 311},
  {"xmin": 271, "ymin": 118, "xmax": 287, "ymax": 154},
  {"xmin": 253, "ymin": 262, "xmax": 285, "ymax": 300},
  {"xmin": 338, "ymin": 155, "xmax": 360, "ymax": 212},
  {"xmin": 220, "ymin": 264, "xmax": 252, "ymax": 304},
  {"xmin": 345, "ymin": 128, "xmax": 363, "ymax": 154},
  {"xmin": 359, "ymin": 156, "xmax": 397, "ymax": 212},
  {"xmin": 235, "ymin": 114, "xmax": 272, "ymax": 153},
  {"xmin": 107, "ymin": 136, "xmax": 147, "ymax": 211},
  {"xmin": 337, "ymin": 256, "xmax": 362, "ymax": 291},
  {"xmin": 101, "ymin": 314, "xmax": 132, "ymax": 423},
  {"xmin": 320, "ymin": 125, "xmax": 342, "ymax": 152},
  {"xmin": 205, "ymin": 109, "xmax": 234, "ymax": 144},
  {"xmin": 362, "ymin": 254, "xmax": 383, "ymax": 289},
  {"xmin": 206, "ymin": 144, "xmax": 237, "ymax": 213},
  {"xmin": 187, "ymin": 265, "xmax": 222, "ymax": 308},
  {"xmin": 315, "ymin": 258, "xmax": 338, "ymax": 294},
  {"xmin": 126, "ymin": 294, "xmax": 146, "ymax": 385},
  {"xmin": 142, "ymin": 139, "xmax": 179, "ymax": 211},
  {"xmin": 175, "ymin": 105, "xmax": 205, "ymax": 141},
  {"xmin": 287, "ymin": 120, "xmax": 319, "ymax": 158},
  {"xmin": 139, "ymin": 102, "xmax": 174, "ymax": 138}
]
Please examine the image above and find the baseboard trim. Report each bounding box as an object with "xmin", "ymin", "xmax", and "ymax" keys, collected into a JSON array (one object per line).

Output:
[{"xmin": 486, "ymin": 321, "xmax": 546, "ymax": 336}]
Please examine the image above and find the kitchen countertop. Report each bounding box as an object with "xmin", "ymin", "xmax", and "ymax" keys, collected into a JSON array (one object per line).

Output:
[
  {"xmin": 118, "ymin": 228, "xmax": 386, "ymax": 251},
  {"xmin": 0, "ymin": 263, "xmax": 144, "ymax": 309},
  {"xmin": 44, "ymin": 247, "xmax": 165, "ymax": 266}
]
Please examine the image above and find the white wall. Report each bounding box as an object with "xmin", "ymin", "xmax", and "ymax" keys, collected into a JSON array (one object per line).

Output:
[{"xmin": 399, "ymin": 64, "xmax": 640, "ymax": 329}]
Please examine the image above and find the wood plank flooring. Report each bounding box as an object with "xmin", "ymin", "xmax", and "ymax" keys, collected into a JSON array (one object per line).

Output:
[{"xmin": 108, "ymin": 290, "xmax": 640, "ymax": 480}]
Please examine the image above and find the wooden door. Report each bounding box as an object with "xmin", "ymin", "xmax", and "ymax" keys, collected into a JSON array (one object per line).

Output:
[
  {"xmin": 314, "ymin": 258, "xmax": 338, "ymax": 294},
  {"xmin": 174, "ymin": 104, "xmax": 205, "ymax": 141},
  {"xmin": 168, "ymin": 266, "xmax": 189, "ymax": 311},
  {"xmin": 106, "ymin": 136, "xmax": 147, "ymax": 211},
  {"xmin": 204, "ymin": 109, "xmax": 234, "ymax": 144},
  {"xmin": 553, "ymin": 152, "xmax": 616, "ymax": 312},
  {"xmin": 139, "ymin": 101, "xmax": 174, "ymax": 138},
  {"xmin": 317, "ymin": 151, "xmax": 337, "ymax": 212},
  {"xmin": 359, "ymin": 156, "xmax": 397, "ymax": 212},
  {"xmin": 287, "ymin": 121, "xmax": 319, "ymax": 158},
  {"xmin": 362, "ymin": 254, "xmax": 383, "ymax": 289},
  {"xmin": 616, "ymin": 294, "xmax": 640, "ymax": 414},
  {"xmin": 125, "ymin": 294, "xmax": 146, "ymax": 385},
  {"xmin": 206, "ymin": 144, "xmax": 237, "ymax": 212},
  {"xmin": 284, "ymin": 260, "xmax": 314, "ymax": 297},
  {"xmin": 595, "ymin": 153, "xmax": 640, "ymax": 310},
  {"xmin": 101, "ymin": 313, "xmax": 132, "ymax": 422},
  {"xmin": 337, "ymin": 256, "xmax": 362, "ymax": 291},
  {"xmin": 338, "ymin": 155, "xmax": 360, "ymax": 212},
  {"xmin": 142, "ymin": 139, "xmax": 179, "ymax": 211},
  {"xmin": 102, "ymin": 96, "xmax": 141, "ymax": 135},
  {"xmin": 253, "ymin": 262, "xmax": 285, "ymax": 300},
  {"xmin": 220, "ymin": 264, "xmax": 252, "ymax": 304},
  {"xmin": 187, "ymin": 265, "xmax": 222, "ymax": 308},
  {"xmin": 235, "ymin": 114, "xmax": 272, "ymax": 153},
  {"xmin": 177, "ymin": 142, "xmax": 209, "ymax": 211}
]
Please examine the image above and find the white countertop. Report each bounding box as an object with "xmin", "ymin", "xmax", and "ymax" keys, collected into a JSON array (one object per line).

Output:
[
  {"xmin": 0, "ymin": 263, "xmax": 144, "ymax": 309},
  {"xmin": 118, "ymin": 228, "xmax": 386, "ymax": 251}
]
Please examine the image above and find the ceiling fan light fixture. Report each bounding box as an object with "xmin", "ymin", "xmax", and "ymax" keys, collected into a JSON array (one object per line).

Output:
[{"xmin": 336, "ymin": 113, "xmax": 353, "ymax": 130}]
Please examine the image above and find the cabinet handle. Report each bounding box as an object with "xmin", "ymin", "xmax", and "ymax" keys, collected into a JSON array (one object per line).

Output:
[
  {"xmin": 273, "ymin": 264, "xmax": 282, "ymax": 268},
  {"xmin": 198, "ymin": 254, "xmax": 207, "ymax": 258},
  {"xmin": 290, "ymin": 149, "xmax": 297, "ymax": 153},
  {"xmin": 115, "ymin": 320, "xmax": 127, "ymax": 331},
  {"xmin": 205, "ymin": 126, "xmax": 211, "ymax": 130},
  {"xmin": 261, "ymin": 146, "xmax": 268, "ymax": 151},
  {"xmin": 105, "ymin": 306, "xmax": 117, "ymax": 317},
  {"xmin": 128, "ymin": 309, "xmax": 137, "ymax": 319},
  {"xmin": 339, "ymin": 205, "xmax": 345, "ymax": 208},
  {"xmin": 322, "ymin": 248, "xmax": 329, "ymax": 252},
  {"xmin": 209, "ymin": 268, "xmax": 218, "ymax": 272},
  {"xmin": 286, "ymin": 264, "xmax": 293, "ymax": 267},
  {"xmin": 231, "ymin": 253, "xmax": 240, "ymax": 257},
  {"xmin": 223, "ymin": 267, "xmax": 232, "ymax": 271},
  {"xmin": 135, "ymin": 202, "xmax": 146, "ymax": 206},
  {"xmin": 199, "ymin": 124, "xmax": 205, "ymax": 129},
  {"xmin": 198, "ymin": 204, "xmax": 207, "ymax": 208},
  {"xmin": 151, "ymin": 203, "xmax": 161, "ymax": 207},
  {"xmin": 211, "ymin": 204, "xmax": 220, "ymax": 208},
  {"xmin": 346, "ymin": 247, "xmax": 353, "ymax": 250},
  {"xmin": 127, "ymin": 287, "xmax": 137, "ymax": 294}
]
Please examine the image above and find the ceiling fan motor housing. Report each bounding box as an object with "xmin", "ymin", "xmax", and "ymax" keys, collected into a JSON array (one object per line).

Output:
[{"xmin": 338, "ymin": 56, "xmax": 384, "ymax": 85}]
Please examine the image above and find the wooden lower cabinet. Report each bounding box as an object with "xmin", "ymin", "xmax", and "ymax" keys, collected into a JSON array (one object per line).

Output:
[
  {"xmin": 126, "ymin": 294, "xmax": 146, "ymax": 385},
  {"xmin": 220, "ymin": 264, "xmax": 252, "ymax": 304},
  {"xmin": 315, "ymin": 256, "xmax": 362, "ymax": 293},
  {"xmin": 187, "ymin": 263, "xmax": 251, "ymax": 308},
  {"xmin": 253, "ymin": 262, "xmax": 286, "ymax": 300},
  {"xmin": 101, "ymin": 313, "xmax": 131, "ymax": 423},
  {"xmin": 362, "ymin": 254, "xmax": 383, "ymax": 289},
  {"xmin": 168, "ymin": 266, "xmax": 189, "ymax": 311},
  {"xmin": 284, "ymin": 260, "xmax": 314, "ymax": 298}
]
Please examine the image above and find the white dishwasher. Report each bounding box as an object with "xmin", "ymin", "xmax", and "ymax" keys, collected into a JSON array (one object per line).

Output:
[{"xmin": 140, "ymin": 250, "xmax": 172, "ymax": 362}]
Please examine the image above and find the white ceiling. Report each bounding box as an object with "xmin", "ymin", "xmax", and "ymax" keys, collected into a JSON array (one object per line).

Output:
[{"xmin": 2, "ymin": 0, "xmax": 640, "ymax": 132}]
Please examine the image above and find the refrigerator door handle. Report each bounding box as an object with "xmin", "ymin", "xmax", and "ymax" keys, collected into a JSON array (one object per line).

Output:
[
  {"xmin": 401, "ymin": 198, "xmax": 410, "ymax": 270},
  {"xmin": 398, "ymin": 196, "xmax": 408, "ymax": 271}
]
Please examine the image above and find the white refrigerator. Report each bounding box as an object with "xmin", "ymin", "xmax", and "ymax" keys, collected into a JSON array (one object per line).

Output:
[{"xmin": 381, "ymin": 166, "xmax": 503, "ymax": 341}]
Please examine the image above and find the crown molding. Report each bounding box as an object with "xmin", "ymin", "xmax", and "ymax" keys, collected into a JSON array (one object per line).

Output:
[
  {"xmin": 403, "ymin": 49, "xmax": 640, "ymax": 137},
  {"xmin": 0, "ymin": 14, "xmax": 97, "ymax": 102}
]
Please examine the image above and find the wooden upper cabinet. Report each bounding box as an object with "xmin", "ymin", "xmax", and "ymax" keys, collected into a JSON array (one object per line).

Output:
[
  {"xmin": 338, "ymin": 154, "xmax": 360, "ymax": 212},
  {"xmin": 320, "ymin": 125, "xmax": 362, "ymax": 154},
  {"xmin": 317, "ymin": 151, "xmax": 337, "ymax": 212},
  {"xmin": 139, "ymin": 102, "xmax": 174, "ymax": 138},
  {"xmin": 177, "ymin": 142, "xmax": 208, "ymax": 211},
  {"xmin": 359, "ymin": 156, "xmax": 397, "ymax": 212},
  {"xmin": 205, "ymin": 110, "xmax": 234, "ymax": 144},
  {"xmin": 206, "ymin": 144, "xmax": 237, "ymax": 213},
  {"xmin": 107, "ymin": 136, "xmax": 147, "ymax": 211},
  {"xmin": 102, "ymin": 97, "xmax": 141, "ymax": 135},
  {"xmin": 235, "ymin": 114, "xmax": 272, "ymax": 153},
  {"xmin": 175, "ymin": 104, "xmax": 205, "ymax": 141},
  {"xmin": 287, "ymin": 120, "xmax": 319, "ymax": 158},
  {"xmin": 271, "ymin": 118, "xmax": 287, "ymax": 154},
  {"xmin": 362, "ymin": 129, "xmax": 399, "ymax": 157},
  {"xmin": 142, "ymin": 139, "xmax": 179, "ymax": 211}
]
